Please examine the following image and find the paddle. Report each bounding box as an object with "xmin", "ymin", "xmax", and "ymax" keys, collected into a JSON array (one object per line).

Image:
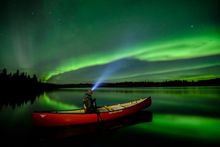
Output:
[{"xmin": 93, "ymin": 98, "xmax": 103, "ymax": 123}]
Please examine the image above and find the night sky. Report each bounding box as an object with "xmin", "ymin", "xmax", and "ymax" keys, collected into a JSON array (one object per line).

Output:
[{"xmin": 0, "ymin": 0, "xmax": 220, "ymax": 83}]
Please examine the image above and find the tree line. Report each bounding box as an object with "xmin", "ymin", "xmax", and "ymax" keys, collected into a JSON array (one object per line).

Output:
[
  {"xmin": 0, "ymin": 68, "xmax": 57, "ymax": 90},
  {"xmin": 97, "ymin": 79, "xmax": 220, "ymax": 87},
  {"xmin": 50, "ymin": 78, "xmax": 220, "ymax": 89},
  {"xmin": 0, "ymin": 68, "xmax": 38, "ymax": 88},
  {"xmin": 0, "ymin": 68, "xmax": 56, "ymax": 109}
]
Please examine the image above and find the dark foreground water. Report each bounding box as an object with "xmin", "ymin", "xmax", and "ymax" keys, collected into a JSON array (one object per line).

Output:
[{"xmin": 0, "ymin": 87, "xmax": 220, "ymax": 147}]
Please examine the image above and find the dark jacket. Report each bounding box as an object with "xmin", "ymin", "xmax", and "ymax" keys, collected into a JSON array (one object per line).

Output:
[{"xmin": 83, "ymin": 93, "xmax": 96, "ymax": 113}]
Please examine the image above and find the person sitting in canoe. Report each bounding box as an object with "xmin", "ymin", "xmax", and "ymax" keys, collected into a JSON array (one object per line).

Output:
[{"xmin": 83, "ymin": 89, "xmax": 97, "ymax": 113}]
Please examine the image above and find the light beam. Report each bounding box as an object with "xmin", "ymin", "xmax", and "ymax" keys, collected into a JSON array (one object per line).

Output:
[{"xmin": 91, "ymin": 60, "xmax": 123, "ymax": 91}]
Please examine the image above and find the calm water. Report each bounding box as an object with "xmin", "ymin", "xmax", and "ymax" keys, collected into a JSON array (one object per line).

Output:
[{"xmin": 0, "ymin": 87, "xmax": 220, "ymax": 146}]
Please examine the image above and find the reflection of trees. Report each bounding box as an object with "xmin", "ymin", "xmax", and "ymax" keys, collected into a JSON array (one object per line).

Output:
[
  {"xmin": 0, "ymin": 68, "xmax": 56, "ymax": 109},
  {"xmin": 1, "ymin": 90, "xmax": 41, "ymax": 110}
]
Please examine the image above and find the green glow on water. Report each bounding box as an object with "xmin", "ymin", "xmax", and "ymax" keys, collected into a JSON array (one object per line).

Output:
[
  {"xmin": 134, "ymin": 113, "xmax": 220, "ymax": 141},
  {"xmin": 39, "ymin": 93, "xmax": 79, "ymax": 110}
]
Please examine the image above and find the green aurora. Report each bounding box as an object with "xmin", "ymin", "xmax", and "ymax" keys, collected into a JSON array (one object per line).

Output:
[
  {"xmin": 48, "ymin": 31, "xmax": 220, "ymax": 82},
  {"xmin": 0, "ymin": 0, "xmax": 219, "ymax": 83}
]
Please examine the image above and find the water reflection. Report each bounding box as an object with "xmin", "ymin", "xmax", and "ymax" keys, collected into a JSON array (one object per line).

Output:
[
  {"xmin": 0, "ymin": 87, "xmax": 220, "ymax": 146},
  {"xmin": 133, "ymin": 113, "xmax": 220, "ymax": 145},
  {"xmin": 39, "ymin": 93, "xmax": 79, "ymax": 110},
  {"xmin": 0, "ymin": 89, "xmax": 41, "ymax": 110}
]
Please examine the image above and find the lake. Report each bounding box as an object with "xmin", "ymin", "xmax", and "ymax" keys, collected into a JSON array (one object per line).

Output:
[{"xmin": 0, "ymin": 86, "xmax": 220, "ymax": 146}]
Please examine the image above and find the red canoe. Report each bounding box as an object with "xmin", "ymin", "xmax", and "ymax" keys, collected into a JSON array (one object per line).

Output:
[{"xmin": 32, "ymin": 96, "xmax": 151, "ymax": 127}]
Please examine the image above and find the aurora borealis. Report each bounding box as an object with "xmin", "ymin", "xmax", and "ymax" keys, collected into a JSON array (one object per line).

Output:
[{"xmin": 0, "ymin": 0, "xmax": 219, "ymax": 83}]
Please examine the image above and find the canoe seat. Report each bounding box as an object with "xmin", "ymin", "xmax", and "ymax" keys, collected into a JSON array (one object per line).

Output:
[
  {"xmin": 104, "ymin": 106, "xmax": 113, "ymax": 111},
  {"xmin": 110, "ymin": 104, "xmax": 124, "ymax": 110}
]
